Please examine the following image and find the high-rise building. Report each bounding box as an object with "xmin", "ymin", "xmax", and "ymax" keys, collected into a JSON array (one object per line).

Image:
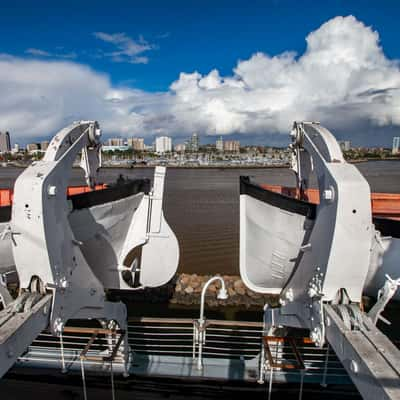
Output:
[
  {"xmin": 127, "ymin": 137, "xmax": 145, "ymax": 151},
  {"xmin": 155, "ymin": 136, "xmax": 172, "ymax": 154},
  {"xmin": 41, "ymin": 141, "xmax": 50, "ymax": 151},
  {"xmin": 216, "ymin": 136, "xmax": 223, "ymax": 152},
  {"xmin": 392, "ymin": 137, "xmax": 400, "ymax": 155},
  {"xmin": 223, "ymin": 140, "xmax": 240, "ymax": 152},
  {"xmin": 190, "ymin": 133, "xmax": 199, "ymax": 152},
  {"xmin": 175, "ymin": 143, "xmax": 186, "ymax": 153},
  {"xmin": 107, "ymin": 138, "xmax": 124, "ymax": 146},
  {"xmin": 11, "ymin": 143, "xmax": 20, "ymax": 153},
  {"xmin": 26, "ymin": 143, "xmax": 39, "ymax": 153},
  {"xmin": 0, "ymin": 131, "xmax": 11, "ymax": 153},
  {"xmin": 339, "ymin": 140, "xmax": 351, "ymax": 152}
]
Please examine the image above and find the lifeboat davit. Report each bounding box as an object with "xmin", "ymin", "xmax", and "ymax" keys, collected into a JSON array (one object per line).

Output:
[{"xmin": 240, "ymin": 176, "xmax": 400, "ymax": 299}]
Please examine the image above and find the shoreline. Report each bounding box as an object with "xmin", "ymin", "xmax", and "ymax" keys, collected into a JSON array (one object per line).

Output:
[
  {"xmin": 348, "ymin": 157, "xmax": 400, "ymax": 164},
  {"xmin": 109, "ymin": 273, "xmax": 278, "ymax": 311},
  {"xmin": 2, "ymin": 157, "xmax": 400, "ymax": 170}
]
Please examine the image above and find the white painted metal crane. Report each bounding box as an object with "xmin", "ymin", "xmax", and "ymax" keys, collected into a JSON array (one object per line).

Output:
[
  {"xmin": 240, "ymin": 121, "xmax": 400, "ymax": 399},
  {"xmin": 0, "ymin": 121, "xmax": 179, "ymax": 379}
]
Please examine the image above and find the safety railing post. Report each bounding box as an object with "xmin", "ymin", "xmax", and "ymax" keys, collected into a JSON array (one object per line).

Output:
[
  {"xmin": 257, "ymin": 337, "xmax": 265, "ymax": 384},
  {"xmin": 197, "ymin": 320, "xmax": 205, "ymax": 370},
  {"xmin": 59, "ymin": 329, "xmax": 67, "ymax": 373},
  {"xmin": 321, "ymin": 344, "xmax": 330, "ymax": 387}
]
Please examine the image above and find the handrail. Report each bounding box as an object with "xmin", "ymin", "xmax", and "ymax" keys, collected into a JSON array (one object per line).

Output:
[{"xmin": 14, "ymin": 317, "xmax": 351, "ymax": 386}]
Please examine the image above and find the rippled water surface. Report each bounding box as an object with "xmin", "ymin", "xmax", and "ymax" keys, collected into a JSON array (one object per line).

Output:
[{"xmin": 1, "ymin": 161, "xmax": 399, "ymax": 275}]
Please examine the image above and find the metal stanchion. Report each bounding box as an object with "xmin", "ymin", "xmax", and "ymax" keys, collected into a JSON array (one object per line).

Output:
[
  {"xmin": 298, "ymin": 369, "xmax": 304, "ymax": 400},
  {"xmin": 80, "ymin": 358, "xmax": 88, "ymax": 400},
  {"xmin": 321, "ymin": 344, "xmax": 330, "ymax": 387},
  {"xmin": 59, "ymin": 330, "xmax": 67, "ymax": 373},
  {"xmin": 110, "ymin": 360, "xmax": 116, "ymax": 400}
]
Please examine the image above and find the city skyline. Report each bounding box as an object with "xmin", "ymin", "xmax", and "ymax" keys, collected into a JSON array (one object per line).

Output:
[
  {"xmin": 0, "ymin": 2, "xmax": 400, "ymax": 146},
  {"xmin": 4, "ymin": 129, "xmax": 400, "ymax": 153}
]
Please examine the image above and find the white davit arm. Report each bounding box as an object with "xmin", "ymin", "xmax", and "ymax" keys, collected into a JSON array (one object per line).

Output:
[
  {"xmin": 0, "ymin": 121, "xmax": 128, "ymax": 379},
  {"xmin": 0, "ymin": 120, "xmax": 180, "ymax": 380},
  {"xmin": 249, "ymin": 122, "xmax": 400, "ymax": 399}
]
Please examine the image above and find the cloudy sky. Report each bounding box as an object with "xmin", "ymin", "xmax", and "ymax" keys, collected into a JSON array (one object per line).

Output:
[{"xmin": 0, "ymin": 0, "xmax": 400, "ymax": 146}]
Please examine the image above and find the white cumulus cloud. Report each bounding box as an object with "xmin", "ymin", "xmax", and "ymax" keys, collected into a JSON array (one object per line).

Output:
[
  {"xmin": 1, "ymin": 15, "xmax": 400, "ymax": 145},
  {"xmin": 93, "ymin": 32, "xmax": 154, "ymax": 64},
  {"xmin": 25, "ymin": 48, "xmax": 77, "ymax": 59}
]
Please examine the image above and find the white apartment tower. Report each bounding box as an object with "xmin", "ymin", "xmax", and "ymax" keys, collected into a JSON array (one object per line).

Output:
[
  {"xmin": 392, "ymin": 137, "xmax": 400, "ymax": 155},
  {"xmin": 155, "ymin": 136, "xmax": 172, "ymax": 154},
  {"xmin": 191, "ymin": 133, "xmax": 199, "ymax": 152},
  {"xmin": 216, "ymin": 136, "xmax": 223, "ymax": 152}
]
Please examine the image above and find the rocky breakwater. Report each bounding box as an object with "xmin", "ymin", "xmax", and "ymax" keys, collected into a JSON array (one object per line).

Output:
[{"xmin": 171, "ymin": 274, "xmax": 277, "ymax": 308}]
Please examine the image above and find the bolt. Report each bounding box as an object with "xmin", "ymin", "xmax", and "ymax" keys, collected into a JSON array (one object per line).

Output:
[
  {"xmin": 310, "ymin": 327, "xmax": 323, "ymax": 347},
  {"xmin": 47, "ymin": 185, "xmax": 57, "ymax": 196},
  {"xmin": 54, "ymin": 318, "xmax": 63, "ymax": 333},
  {"xmin": 322, "ymin": 187, "xmax": 334, "ymax": 202},
  {"xmin": 308, "ymin": 287, "xmax": 317, "ymax": 298},
  {"xmin": 285, "ymin": 288, "xmax": 294, "ymax": 302},
  {"xmin": 350, "ymin": 360, "xmax": 359, "ymax": 374},
  {"xmin": 60, "ymin": 277, "xmax": 69, "ymax": 288}
]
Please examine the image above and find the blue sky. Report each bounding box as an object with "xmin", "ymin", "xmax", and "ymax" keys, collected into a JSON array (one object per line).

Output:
[
  {"xmin": 2, "ymin": 0, "xmax": 398, "ymax": 91},
  {"xmin": 0, "ymin": 1, "xmax": 400, "ymax": 145}
]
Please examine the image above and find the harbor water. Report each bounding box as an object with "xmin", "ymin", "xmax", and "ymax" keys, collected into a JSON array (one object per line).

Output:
[
  {"xmin": 0, "ymin": 161, "xmax": 399, "ymax": 276},
  {"xmin": 1, "ymin": 161, "xmax": 399, "ymax": 399}
]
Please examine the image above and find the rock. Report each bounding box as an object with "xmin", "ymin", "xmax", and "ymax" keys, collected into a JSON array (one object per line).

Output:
[
  {"xmin": 191, "ymin": 280, "xmax": 201, "ymax": 289},
  {"xmin": 208, "ymin": 284, "xmax": 217, "ymax": 293},
  {"xmin": 194, "ymin": 285, "xmax": 203, "ymax": 293},
  {"xmin": 180, "ymin": 275, "xmax": 190, "ymax": 286},
  {"xmin": 184, "ymin": 286, "xmax": 194, "ymax": 294},
  {"xmin": 236, "ymin": 286, "xmax": 246, "ymax": 296},
  {"xmin": 169, "ymin": 273, "xmax": 273, "ymax": 308},
  {"xmin": 247, "ymin": 289, "xmax": 261, "ymax": 299},
  {"xmin": 234, "ymin": 280, "xmax": 245, "ymax": 291}
]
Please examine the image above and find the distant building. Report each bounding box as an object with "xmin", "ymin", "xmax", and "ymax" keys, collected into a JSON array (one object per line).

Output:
[
  {"xmin": 190, "ymin": 133, "xmax": 199, "ymax": 152},
  {"xmin": 155, "ymin": 136, "xmax": 172, "ymax": 154},
  {"xmin": 41, "ymin": 141, "xmax": 49, "ymax": 151},
  {"xmin": 102, "ymin": 145, "xmax": 130, "ymax": 152},
  {"xmin": 175, "ymin": 143, "xmax": 186, "ymax": 153},
  {"xmin": 107, "ymin": 138, "xmax": 124, "ymax": 146},
  {"xmin": 11, "ymin": 143, "xmax": 20, "ymax": 154},
  {"xmin": 223, "ymin": 140, "xmax": 240, "ymax": 152},
  {"xmin": 127, "ymin": 137, "xmax": 145, "ymax": 151},
  {"xmin": 0, "ymin": 131, "xmax": 11, "ymax": 153},
  {"xmin": 216, "ymin": 136, "xmax": 224, "ymax": 152},
  {"xmin": 339, "ymin": 140, "xmax": 351, "ymax": 152},
  {"xmin": 26, "ymin": 143, "xmax": 40, "ymax": 153},
  {"xmin": 392, "ymin": 137, "xmax": 400, "ymax": 155}
]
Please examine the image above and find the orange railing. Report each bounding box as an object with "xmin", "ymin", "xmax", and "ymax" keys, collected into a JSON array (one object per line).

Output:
[
  {"xmin": 0, "ymin": 184, "xmax": 108, "ymax": 207},
  {"xmin": 2, "ymin": 183, "xmax": 400, "ymax": 220},
  {"xmin": 261, "ymin": 184, "xmax": 400, "ymax": 221}
]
